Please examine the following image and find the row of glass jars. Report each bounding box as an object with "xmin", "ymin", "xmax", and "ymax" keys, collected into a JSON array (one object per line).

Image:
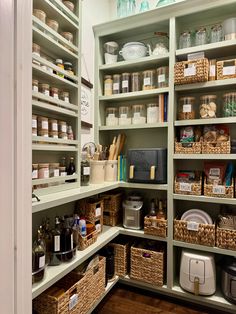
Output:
[
  {"xmin": 32, "ymin": 163, "xmax": 67, "ymax": 180},
  {"xmin": 178, "ymin": 93, "xmax": 236, "ymax": 120},
  {"xmin": 106, "ymin": 103, "xmax": 160, "ymax": 126},
  {"xmin": 104, "ymin": 66, "xmax": 169, "ymax": 96},
  {"xmin": 32, "ymin": 115, "xmax": 74, "ymax": 140}
]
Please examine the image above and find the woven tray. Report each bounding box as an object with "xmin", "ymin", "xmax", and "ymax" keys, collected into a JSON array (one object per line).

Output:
[
  {"xmin": 174, "ymin": 176, "xmax": 202, "ymax": 196},
  {"xmin": 202, "ymin": 139, "xmax": 230, "ymax": 154},
  {"xmin": 109, "ymin": 241, "xmax": 130, "ymax": 277},
  {"xmin": 144, "ymin": 216, "xmax": 167, "ymax": 238},
  {"xmin": 103, "ymin": 211, "xmax": 121, "ymax": 226},
  {"xmin": 78, "ymin": 198, "xmax": 104, "ymax": 221},
  {"xmin": 174, "ymin": 58, "xmax": 209, "ymax": 85},
  {"xmin": 217, "ymin": 59, "xmax": 236, "ymax": 80},
  {"xmin": 130, "ymin": 245, "xmax": 164, "ymax": 286},
  {"xmin": 77, "ymin": 228, "xmax": 98, "ymax": 251},
  {"xmin": 175, "ymin": 140, "xmax": 202, "ymax": 154},
  {"xmin": 216, "ymin": 227, "xmax": 236, "ymax": 251},
  {"xmin": 100, "ymin": 192, "xmax": 122, "ymax": 213},
  {"xmin": 174, "ymin": 219, "xmax": 215, "ymax": 247},
  {"xmin": 203, "ymin": 178, "xmax": 234, "ymax": 198}
]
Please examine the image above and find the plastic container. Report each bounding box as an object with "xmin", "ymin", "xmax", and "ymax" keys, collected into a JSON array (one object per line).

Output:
[
  {"xmin": 46, "ymin": 19, "xmax": 59, "ymax": 32},
  {"xmin": 63, "ymin": 1, "xmax": 75, "ymax": 12},
  {"xmin": 142, "ymin": 70, "xmax": 155, "ymax": 90},
  {"xmin": 61, "ymin": 32, "xmax": 73, "ymax": 43},
  {"xmin": 131, "ymin": 72, "xmax": 141, "ymax": 91},
  {"xmin": 33, "ymin": 9, "xmax": 46, "ymax": 23},
  {"xmin": 50, "ymin": 87, "xmax": 59, "ymax": 99},
  {"xmin": 156, "ymin": 66, "xmax": 169, "ymax": 88},
  {"xmin": 179, "ymin": 31, "xmax": 191, "ymax": 49},
  {"xmin": 32, "ymin": 164, "xmax": 38, "ymax": 180},
  {"xmin": 58, "ymin": 121, "xmax": 68, "ymax": 139},
  {"xmin": 223, "ymin": 92, "xmax": 236, "ymax": 117},
  {"xmin": 105, "ymin": 160, "xmax": 118, "ymax": 182},
  {"xmin": 178, "ymin": 97, "xmax": 196, "ymax": 120},
  {"xmin": 104, "ymin": 75, "xmax": 113, "ymax": 96},
  {"xmin": 132, "ymin": 104, "xmax": 146, "ymax": 124},
  {"xmin": 49, "ymin": 163, "xmax": 60, "ymax": 177},
  {"xmin": 106, "ymin": 107, "xmax": 118, "ymax": 126},
  {"xmin": 112, "ymin": 74, "xmax": 121, "ymax": 94},
  {"xmin": 104, "ymin": 41, "xmax": 119, "ymax": 64},
  {"xmin": 32, "ymin": 115, "xmax": 37, "ymax": 136},
  {"xmin": 90, "ymin": 160, "xmax": 106, "ymax": 184},
  {"xmin": 147, "ymin": 103, "xmax": 159, "ymax": 124},
  {"xmin": 209, "ymin": 59, "xmax": 216, "ymax": 81},
  {"xmin": 121, "ymin": 73, "xmax": 130, "ymax": 93},
  {"xmin": 38, "ymin": 163, "xmax": 49, "ymax": 179},
  {"xmin": 199, "ymin": 95, "xmax": 217, "ymax": 119},
  {"xmin": 32, "ymin": 79, "xmax": 39, "ymax": 93},
  {"xmin": 195, "ymin": 27, "xmax": 207, "ymax": 46},
  {"xmin": 49, "ymin": 119, "xmax": 58, "ymax": 138},
  {"xmin": 210, "ymin": 24, "xmax": 223, "ymax": 43},
  {"xmin": 60, "ymin": 91, "xmax": 70, "ymax": 103},
  {"xmin": 39, "ymin": 83, "xmax": 50, "ymax": 96},
  {"xmin": 37, "ymin": 116, "xmax": 49, "ymax": 137},
  {"xmin": 119, "ymin": 106, "xmax": 132, "ymax": 125},
  {"xmin": 223, "ymin": 17, "xmax": 236, "ymax": 40}
]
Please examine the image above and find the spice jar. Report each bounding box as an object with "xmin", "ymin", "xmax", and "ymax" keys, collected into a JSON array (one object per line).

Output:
[
  {"xmin": 58, "ymin": 121, "xmax": 68, "ymax": 139},
  {"xmin": 178, "ymin": 97, "xmax": 196, "ymax": 120},
  {"xmin": 46, "ymin": 19, "xmax": 59, "ymax": 32},
  {"xmin": 64, "ymin": 62, "xmax": 74, "ymax": 76},
  {"xmin": 104, "ymin": 75, "xmax": 113, "ymax": 96},
  {"xmin": 106, "ymin": 107, "xmax": 118, "ymax": 126},
  {"xmin": 200, "ymin": 95, "xmax": 217, "ymax": 119},
  {"xmin": 32, "ymin": 43, "xmax": 40, "ymax": 65},
  {"xmin": 39, "ymin": 83, "xmax": 50, "ymax": 96},
  {"xmin": 67, "ymin": 125, "xmax": 74, "ymax": 140},
  {"xmin": 132, "ymin": 104, "xmax": 146, "ymax": 124},
  {"xmin": 209, "ymin": 59, "xmax": 216, "ymax": 81},
  {"xmin": 119, "ymin": 106, "xmax": 131, "ymax": 125},
  {"xmin": 142, "ymin": 70, "xmax": 155, "ymax": 90},
  {"xmin": 32, "ymin": 164, "xmax": 38, "ymax": 180},
  {"xmin": 131, "ymin": 72, "xmax": 141, "ymax": 92},
  {"xmin": 147, "ymin": 103, "xmax": 159, "ymax": 124},
  {"xmin": 210, "ymin": 24, "xmax": 223, "ymax": 43},
  {"xmin": 179, "ymin": 31, "xmax": 191, "ymax": 49},
  {"xmin": 156, "ymin": 66, "xmax": 169, "ymax": 88},
  {"xmin": 38, "ymin": 116, "xmax": 49, "ymax": 137},
  {"xmin": 49, "ymin": 119, "xmax": 58, "ymax": 138},
  {"xmin": 195, "ymin": 27, "xmax": 207, "ymax": 46},
  {"xmin": 38, "ymin": 163, "xmax": 49, "ymax": 179},
  {"xmin": 49, "ymin": 163, "xmax": 60, "ymax": 177},
  {"xmin": 61, "ymin": 32, "xmax": 73, "ymax": 43},
  {"xmin": 32, "ymin": 79, "xmax": 39, "ymax": 93},
  {"xmin": 223, "ymin": 92, "xmax": 236, "ymax": 117},
  {"xmin": 63, "ymin": 1, "xmax": 75, "ymax": 12},
  {"xmin": 112, "ymin": 74, "xmax": 121, "ymax": 94},
  {"xmin": 121, "ymin": 73, "xmax": 130, "ymax": 93},
  {"xmin": 59, "ymin": 166, "xmax": 67, "ymax": 176},
  {"xmin": 50, "ymin": 87, "xmax": 59, "ymax": 99},
  {"xmin": 55, "ymin": 59, "xmax": 64, "ymax": 78},
  {"xmin": 60, "ymin": 91, "xmax": 70, "ymax": 103},
  {"xmin": 32, "ymin": 115, "xmax": 37, "ymax": 136},
  {"xmin": 33, "ymin": 9, "xmax": 46, "ymax": 23}
]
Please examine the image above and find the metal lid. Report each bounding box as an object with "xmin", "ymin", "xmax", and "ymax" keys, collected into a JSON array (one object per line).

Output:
[
  {"xmin": 200, "ymin": 95, "xmax": 217, "ymax": 100},
  {"xmin": 56, "ymin": 59, "xmax": 63, "ymax": 64}
]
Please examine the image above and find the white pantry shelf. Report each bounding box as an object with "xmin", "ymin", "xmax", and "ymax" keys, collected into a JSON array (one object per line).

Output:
[
  {"xmin": 32, "ymin": 136, "xmax": 79, "ymax": 145},
  {"xmin": 50, "ymin": 0, "xmax": 79, "ymax": 25},
  {"xmin": 120, "ymin": 182, "xmax": 168, "ymax": 190},
  {"xmin": 99, "ymin": 122, "xmax": 168, "ymax": 131},
  {"xmin": 175, "ymin": 117, "xmax": 236, "ymax": 126},
  {"xmin": 32, "ymin": 143, "xmax": 77, "ymax": 151},
  {"xmin": 173, "ymin": 154, "xmax": 236, "ymax": 160},
  {"xmin": 173, "ymin": 194, "xmax": 236, "ymax": 205},
  {"xmin": 118, "ymin": 227, "xmax": 167, "ymax": 242},
  {"xmin": 175, "ymin": 78, "xmax": 236, "ymax": 92},
  {"xmin": 32, "ymin": 174, "xmax": 78, "ymax": 186}
]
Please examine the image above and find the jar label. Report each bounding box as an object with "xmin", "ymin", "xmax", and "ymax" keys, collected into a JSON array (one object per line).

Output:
[
  {"xmin": 127, "ymin": 216, "xmax": 135, "ymax": 221},
  {"xmin": 54, "ymin": 169, "xmax": 60, "ymax": 177},
  {"xmin": 134, "ymin": 112, "xmax": 141, "ymax": 118},
  {"xmin": 223, "ymin": 66, "xmax": 235, "ymax": 76},
  {"xmin": 213, "ymin": 185, "xmax": 225, "ymax": 194},
  {"xmin": 108, "ymin": 113, "xmax": 115, "ymax": 118},
  {"xmin": 52, "ymin": 123, "xmax": 58, "ymax": 131},
  {"xmin": 53, "ymin": 93, "xmax": 59, "ymax": 99},
  {"xmin": 179, "ymin": 182, "xmax": 192, "ymax": 192},
  {"xmin": 39, "ymin": 255, "xmax": 45, "ymax": 268},
  {"xmin": 95, "ymin": 224, "xmax": 101, "ymax": 232},
  {"xmin": 54, "ymin": 235, "xmax": 60, "ymax": 252},
  {"xmin": 120, "ymin": 113, "xmax": 127, "ymax": 119},
  {"xmin": 210, "ymin": 65, "xmax": 216, "ymax": 76},
  {"xmin": 42, "ymin": 121, "xmax": 48, "ymax": 130},
  {"xmin": 184, "ymin": 66, "xmax": 196, "ymax": 77},
  {"xmin": 32, "ymin": 130, "xmax": 37, "ymax": 136},
  {"xmin": 69, "ymin": 294, "xmax": 78, "ymax": 311},
  {"xmin": 113, "ymin": 82, "xmax": 119, "ymax": 91},
  {"xmin": 183, "ymin": 104, "xmax": 192, "ymax": 113},
  {"xmin": 44, "ymin": 169, "xmax": 49, "ymax": 178},
  {"xmin": 158, "ymin": 74, "xmax": 165, "ymax": 83},
  {"xmin": 60, "ymin": 172, "xmax": 67, "ymax": 177},
  {"xmin": 71, "ymin": 234, "xmax": 73, "ymax": 250},
  {"xmin": 61, "ymin": 125, "xmax": 67, "ymax": 133},
  {"xmin": 44, "ymin": 90, "xmax": 50, "ymax": 97},
  {"xmin": 187, "ymin": 221, "xmax": 199, "ymax": 231},
  {"xmin": 32, "ymin": 119, "xmax": 37, "ymax": 128},
  {"xmin": 95, "ymin": 207, "xmax": 101, "ymax": 217},
  {"xmin": 122, "ymin": 80, "xmax": 129, "ymax": 88},
  {"xmin": 105, "ymin": 83, "xmax": 112, "ymax": 91},
  {"xmin": 32, "ymin": 170, "xmax": 38, "ymax": 179},
  {"xmin": 33, "ymin": 86, "xmax": 38, "ymax": 93},
  {"xmin": 83, "ymin": 167, "xmax": 90, "ymax": 175},
  {"xmin": 64, "ymin": 96, "xmax": 69, "ymax": 103},
  {"xmin": 144, "ymin": 77, "xmax": 151, "ymax": 86}
]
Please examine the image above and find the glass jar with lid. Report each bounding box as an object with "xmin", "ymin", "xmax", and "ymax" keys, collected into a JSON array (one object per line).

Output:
[
  {"xmin": 38, "ymin": 163, "xmax": 49, "ymax": 179},
  {"xmin": 32, "ymin": 115, "xmax": 37, "ymax": 136},
  {"xmin": 32, "ymin": 79, "xmax": 39, "ymax": 93},
  {"xmin": 39, "ymin": 83, "xmax": 50, "ymax": 96},
  {"xmin": 179, "ymin": 31, "xmax": 191, "ymax": 49},
  {"xmin": 104, "ymin": 75, "xmax": 113, "ymax": 96},
  {"xmin": 50, "ymin": 87, "xmax": 59, "ymax": 99},
  {"xmin": 131, "ymin": 72, "xmax": 141, "ymax": 92},
  {"xmin": 121, "ymin": 73, "xmax": 130, "ymax": 93},
  {"xmin": 58, "ymin": 121, "xmax": 68, "ymax": 139},
  {"xmin": 64, "ymin": 62, "xmax": 74, "ymax": 78},
  {"xmin": 156, "ymin": 66, "xmax": 169, "ymax": 88},
  {"xmin": 147, "ymin": 103, "xmax": 159, "ymax": 124},
  {"xmin": 61, "ymin": 32, "xmax": 73, "ymax": 43},
  {"xmin": 152, "ymin": 32, "xmax": 169, "ymax": 55},
  {"xmin": 49, "ymin": 119, "xmax": 58, "ymax": 138},
  {"xmin": 32, "ymin": 43, "xmax": 41, "ymax": 65},
  {"xmin": 142, "ymin": 70, "xmax": 155, "ymax": 90},
  {"xmin": 199, "ymin": 95, "xmax": 217, "ymax": 119},
  {"xmin": 60, "ymin": 91, "xmax": 70, "ymax": 103},
  {"xmin": 106, "ymin": 107, "xmax": 118, "ymax": 126},
  {"xmin": 178, "ymin": 97, "xmax": 196, "ymax": 120},
  {"xmin": 132, "ymin": 104, "xmax": 146, "ymax": 124},
  {"xmin": 46, "ymin": 19, "xmax": 59, "ymax": 32},
  {"xmin": 49, "ymin": 163, "xmax": 60, "ymax": 177},
  {"xmin": 112, "ymin": 74, "xmax": 121, "ymax": 94},
  {"xmin": 210, "ymin": 24, "xmax": 223, "ymax": 43},
  {"xmin": 119, "ymin": 106, "xmax": 132, "ymax": 125},
  {"xmin": 33, "ymin": 9, "xmax": 46, "ymax": 23},
  {"xmin": 59, "ymin": 166, "xmax": 67, "ymax": 176},
  {"xmin": 223, "ymin": 92, "xmax": 236, "ymax": 117},
  {"xmin": 195, "ymin": 27, "xmax": 208, "ymax": 46},
  {"xmin": 32, "ymin": 164, "xmax": 38, "ymax": 180},
  {"xmin": 37, "ymin": 116, "xmax": 49, "ymax": 137}
]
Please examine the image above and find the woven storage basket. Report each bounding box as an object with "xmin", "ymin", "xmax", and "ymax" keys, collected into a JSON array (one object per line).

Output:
[
  {"xmin": 144, "ymin": 216, "xmax": 167, "ymax": 238},
  {"xmin": 77, "ymin": 228, "xmax": 98, "ymax": 251},
  {"xmin": 109, "ymin": 241, "xmax": 130, "ymax": 277},
  {"xmin": 202, "ymin": 139, "xmax": 230, "ymax": 154},
  {"xmin": 175, "ymin": 140, "xmax": 202, "ymax": 154},
  {"xmin": 217, "ymin": 59, "xmax": 236, "ymax": 80},
  {"xmin": 174, "ymin": 175, "xmax": 202, "ymax": 196},
  {"xmin": 174, "ymin": 219, "xmax": 215, "ymax": 247},
  {"xmin": 174, "ymin": 58, "xmax": 209, "ymax": 85},
  {"xmin": 216, "ymin": 227, "xmax": 236, "ymax": 251},
  {"xmin": 78, "ymin": 198, "xmax": 104, "ymax": 221},
  {"xmin": 130, "ymin": 244, "xmax": 164, "ymax": 286},
  {"xmin": 103, "ymin": 211, "xmax": 121, "ymax": 226},
  {"xmin": 203, "ymin": 178, "xmax": 234, "ymax": 198},
  {"xmin": 100, "ymin": 192, "xmax": 122, "ymax": 213}
]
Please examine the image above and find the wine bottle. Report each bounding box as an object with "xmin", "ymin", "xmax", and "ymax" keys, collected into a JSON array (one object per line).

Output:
[
  {"xmin": 66, "ymin": 157, "xmax": 76, "ymax": 182},
  {"xmin": 32, "ymin": 226, "xmax": 46, "ymax": 283}
]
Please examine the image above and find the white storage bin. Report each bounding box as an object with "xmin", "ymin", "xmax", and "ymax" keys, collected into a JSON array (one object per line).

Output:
[
  {"xmin": 105, "ymin": 160, "xmax": 118, "ymax": 182},
  {"xmin": 90, "ymin": 160, "xmax": 106, "ymax": 184}
]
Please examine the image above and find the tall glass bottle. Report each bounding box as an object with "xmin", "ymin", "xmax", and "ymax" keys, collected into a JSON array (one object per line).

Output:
[
  {"xmin": 42, "ymin": 218, "xmax": 52, "ymax": 264},
  {"xmin": 60, "ymin": 216, "xmax": 73, "ymax": 260},
  {"xmin": 81, "ymin": 151, "xmax": 90, "ymax": 186},
  {"xmin": 32, "ymin": 226, "xmax": 46, "ymax": 283},
  {"xmin": 50, "ymin": 217, "xmax": 61, "ymax": 265},
  {"xmin": 67, "ymin": 156, "xmax": 76, "ymax": 182}
]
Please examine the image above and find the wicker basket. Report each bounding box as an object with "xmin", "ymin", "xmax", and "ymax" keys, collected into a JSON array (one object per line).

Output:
[
  {"xmin": 175, "ymin": 139, "xmax": 202, "ymax": 154},
  {"xmin": 144, "ymin": 216, "xmax": 167, "ymax": 238},
  {"xmin": 77, "ymin": 228, "xmax": 98, "ymax": 251},
  {"xmin": 174, "ymin": 219, "xmax": 215, "ymax": 247},
  {"xmin": 78, "ymin": 198, "xmax": 104, "ymax": 221},
  {"xmin": 174, "ymin": 58, "xmax": 209, "ymax": 85},
  {"xmin": 217, "ymin": 59, "xmax": 236, "ymax": 80},
  {"xmin": 130, "ymin": 244, "xmax": 165, "ymax": 286},
  {"xmin": 103, "ymin": 211, "xmax": 121, "ymax": 226},
  {"xmin": 202, "ymin": 139, "xmax": 230, "ymax": 154},
  {"xmin": 216, "ymin": 227, "xmax": 236, "ymax": 251},
  {"xmin": 203, "ymin": 178, "xmax": 234, "ymax": 198},
  {"xmin": 100, "ymin": 192, "xmax": 122, "ymax": 213},
  {"xmin": 174, "ymin": 175, "xmax": 202, "ymax": 196},
  {"xmin": 109, "ymin": 240, "xmax": 130, "ymax": 277}
]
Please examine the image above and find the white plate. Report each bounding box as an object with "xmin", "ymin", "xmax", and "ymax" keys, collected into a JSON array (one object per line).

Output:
[{"xmin": 181, "ymin": 209, "xmax": 213, "ymax": 224}]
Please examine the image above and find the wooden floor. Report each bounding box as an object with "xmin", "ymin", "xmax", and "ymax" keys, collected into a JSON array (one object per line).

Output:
[{"xmin": 93, "ymin": 284, "xmax": 226, "ymax": 314}]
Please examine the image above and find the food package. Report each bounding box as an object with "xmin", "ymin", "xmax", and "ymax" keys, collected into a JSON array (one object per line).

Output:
[{"xmin": 204, "ymin": 161, "xmax": 227, "ymax": 185}]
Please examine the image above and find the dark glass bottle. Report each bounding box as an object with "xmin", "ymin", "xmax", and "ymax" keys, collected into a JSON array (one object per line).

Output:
[
  {"xmin": 32, "ymin": 226, "xmax": 46, "ymax": 283},
  {"xmin": 81, "ymin": 151, "xmax": 90, "ymax": 186},
  {"xmin": 66, "ymin": 157, "xmax": 76, "ymax": 182},
  {"xmin": 60, "ymin": 216, "xmax": 73, "ymax": 261},
  {"xmin": 42, "ymin": 218, "xmax": 52, "ymax": 264},
  {"xmin": 149, "ymin": 199, "xmax": 156, "ymax": 217},
  {"xmin": 50, "ymin": 217, "xmax": 61, "ymax": 266}
]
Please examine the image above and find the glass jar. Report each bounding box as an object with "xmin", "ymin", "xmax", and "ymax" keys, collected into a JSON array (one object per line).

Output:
[
  {"xmin": 55, "ymin": 59, "xmax": 64, "ymax": 78},
  {"xmin": 50, "ymin": 87, "xmax": 59, "ymax": 99},
  {"xmin": 156, "ymin": 66, "xmax": 169, "ymax": 88},
  {"xmin": 147, "ymin": 103, "xmax": 159, "ymax": 124},
  {"xmin": 61, "ymin": 32, "xmax": 73, "ymax": 43},
  {"xmin": 210, "ymin": 24, "xmax": 223, "ymax": 43},
  {"xmin": 32, "ymin": 164, "xmax": 38, "ymax": 180},
  {"xmin": 63, "ymin": 1, "xmax": 75, "ymax": 12},
  {"xmin": 32, "ymin": 43, "xmax": 40, "ymax": 65},
  {"xmin": 81, "ymin": 151, "xmax": 90, "ymax": 186},
  {"xmin": 58, "ymin": 121, "xmax": 68, "ymax": 139},
  {"xmin": 132, "ymin": 104, "xmax": 146, "ymax": 124},
  {"xmin": 106, "ymin": 107, "xmax": 118, "ymax": 126},
  {"xmin": 37, "ymin": 116, "xmax": 49, "ymax": 137},
  {"xmin": 39, "ymin": 83, "xmax": 50, "ymax": 96},
  {"xmin": 67, "ymin": 125, "xmax": 74, "ymax": 140},
  {"xmin": 32, "ymin": 79, "xmax": 39, "ymax": 93},
  {"xmin": 178, "ymin": 97, "xmax": 196, "ymax": 120},
  {"xmin": 38, "ymin": 163, "xmax": 49, "ymax": 179},
  {"xmin": 112, "ymin": 74, "xmax": 121, "ymax": 94},
  {"xmin": 49, "ymin": 163, "xmax": 60, "ymax": 177},
  {"xmin": 49, "ymin": 119, "xmax": 58, "ymax": 138},
  {"xmin": 104, "ymin": 75, "xmax": 113, "ymax": 96},
  {"xmin": 131, "ymin": 72, "xmax": 141, "ymax": 92},
  {"xmin": 121, "ymin": 73, "xmax": 130, "ymax": 93},
  {"xmin": 223, "ymin": 93, "xmax": 236, "ymax": 117},
  {"xmin": 195, "ymin": 27, "xmax": 207, "ymax": 46},
  {"xmin": 142, "ymin": 70, "xmax": 155, "ymax": 90},
  {"xmin": 64, "ymin": 62, "xmax": 74, "ymax": 76},
  {"xmin": 59, "ymin": 166, "xmax": 67, "ymax": 176},
  {"xmin": 33, "ymin": 9, "xmax": 46, "ymax": 23},
  {"xmin": 32, "ymin": 115, "xmax": 37, "ymax": 136},
  {"xmin": 179, "ymin": 31, "xmax": 191, "ymax": 49},
  {"xmin": 46, "ymin": 19, "xmax": 59, "ymax": 32},
  {"xmin": 119, "ymin": 106, "xmax": 132, "ymax": 125},
  {"xmin": 152, "ymin": 32, "xmax": 169, "ymax": 55},
  {"xmin": 209, "ymin": 59, "xmax": 216, "ymax": 81},
  {"xmin": 200, "ymin": 95, "xmax": 217, "ymax": 119},
  {"xmin": 60, "ymin": 91, "xmax": 70, "ymax": 103}
]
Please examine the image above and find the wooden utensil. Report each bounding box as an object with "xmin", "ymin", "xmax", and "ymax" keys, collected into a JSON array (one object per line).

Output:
[
  {"xmin": 114, "ymin": 133, "xmax": 121, "ymax": 160},
  {"xmin": 108, "ymin": 136, "xmax": 116, "ymax": 160},
  {"xmin": 117, "ymin": 133, "xmax": 126, "ymax": 156}
]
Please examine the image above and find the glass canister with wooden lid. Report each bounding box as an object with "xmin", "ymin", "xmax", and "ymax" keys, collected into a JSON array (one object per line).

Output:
[
  {"xmin": 178, "ymin": 97, "xmax": 196, "ymax": 120},
  {"xmin": 142, "ymin": 70, "xmax": 155, "ymax": 90},
  {"xmin": 223, "ymin": 92, "xmax": 236, "ymax": 117}
]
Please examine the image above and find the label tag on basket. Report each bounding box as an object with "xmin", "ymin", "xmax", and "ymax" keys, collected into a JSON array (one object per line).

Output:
[
  {"xmin": 184, "ymin": 65, "xmax": 196, "ymax": 77},
  {"xmin": 69, "ymin": 294, "xmax": 78, "ymax": 310},
  {"xmin": 223, "ymin": 65, "xmax": 235, "ymax": 76},
  {"xmin": 187, "ymin": 221, "xmax": 199, "ymax": 231},
  {"xmin": 213, "ymin": 185, "xmax": 225, "ymax": 194},
  {"xmin": 187, "ymin": 52, "xmax": 205, "ymax": 61},
  {"xmin": 95, "ymin": 207, "xmax": 101, "ymax": 217},
  {"xmin": 179, "ymin": 182, "xmax": 192, "ymax": 192}
]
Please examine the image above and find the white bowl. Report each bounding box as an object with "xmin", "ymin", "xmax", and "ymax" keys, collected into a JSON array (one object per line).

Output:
[{"xmin": 119, "ymin": 42, "xmax": 147, "ymax": 61}]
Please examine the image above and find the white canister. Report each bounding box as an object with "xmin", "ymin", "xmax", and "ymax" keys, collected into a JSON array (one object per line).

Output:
[
  {"xmin": 90, "ymin": 160, "xmax": 106, "ymax": 184},
  {"xmin": 105, "ymin": 160, "xmax": 118, "ymax": 182},
  {"xmin": 147, "ymin": 103, "xmax": 159, "ymax": 124}
]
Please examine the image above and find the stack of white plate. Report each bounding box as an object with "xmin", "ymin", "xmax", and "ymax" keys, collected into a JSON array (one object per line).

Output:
[{"xmin": 181, "ymin": 209, "xmax": 213, "ymax": 224}]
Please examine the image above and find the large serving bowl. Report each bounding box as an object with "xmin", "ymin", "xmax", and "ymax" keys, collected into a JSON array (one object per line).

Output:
[{"xmin": 119, "ymin": 42, "xmax": 148, "ymax": 60}]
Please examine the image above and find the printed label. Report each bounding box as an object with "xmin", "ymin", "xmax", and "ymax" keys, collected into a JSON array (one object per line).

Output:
[
  {"xmin": 213, "ymin": 185, "xmax": 225, "ymax": 194},
  {"xmin": 71, "ymin": 234, "xmax": 73, "ymax": 250},
  {"xmin": 69, "ymin": 294, "xmax": 78, "ymax": 311},
  {"xmin": 187, "ymin": 221, "xmax": 199, "ymax": 231},
  {"xmin": 113, "ymin": 82, "xmax": 120, "ymax": 91},
  {"xmin": 105, "ymin": 83, "xmax": 112, "ymax": 91},
  {"xmin": 209, "ymin": 168, "xmax": 220, "ymax": 177},
  {"xmin": 158, "ymin": 74, "xmax": 165, "ymax": 83},
  {"xmin": 32, "ymin": 119, "xmax": 37, "ymax": 128},
  {"xmin": 39, "ymin": 255, "xmax": 45, "ymax": 268},
  {"xmin": 44, "ymin": 90, "xmax": 50, "ymax": 97},
  {"xmin": 184, "ymin": 66, "xmax": 196, "ymax": 77},
  {"xmin": 54, "ymin": 169, "xmax": 59, "ymax": 177},
  {"xmin": 127, "ymin": 216, "xmax": 135, "ymax": 221},
  {"xmin": 223, "ymin": 66, "xmax": 236, "ymax": 76},
  {"xmin": 95, "ymin": 224, "xmax": 101, "ymax": 232},
  {"xmin": 120, "ymin": 113, "xmax": 127, "ymax": 119},
  {"xmin": 183, "ymin": 104, "xmax": 192, "ymax": 113},
  {"xmin": 33, "ymin": 85, "xmax": 38, "ymax": 92},
  {"xmin": 83, "ymin": 167, "xmax": 90, "ymax": 175},
  {"xmin": 179, "ymin": 182, "xmax": 192, "ymax": 192},
  {"xmin": 44, "ymin": 169, "xmax": 49, "ymax": 178},
  {"xmin": 122, "ymin": 80, "xmax": 129, "ymax": 88},
  {"xmin": 134, "ymin": 112, "xmax": 141, "ymax": 118},
  {"xmin": 54, "ymin": 235, "xmax": 60, "ymax": 252},
  {"xmin": 60, "ymin": 172, "xmax": 67, "ymax": 177},
  {"xmin": 210, "ymin": 65, "xmax": 216, "ymax": 77},
  {"xmin": 52, "ymin": 123, "xmax": 58, "ymax": 131},
  {"xmin": 108, "ymin": 113, "xmax": 115, "ymax": 118},
  {"xmin": 144, "ymin": 77, "xmax": 151, "ymax": 86},
  {"xmin": 42, "ymin": 121, "xmax": 48, "ymax": 130},
  {"xmin": 32, "ymin": 170, "xmax": 38, "ymax": 179},
  {"xmin": 95, "ymin": 207, "xmax": 101, "ymax": 217},
  {"xmin": 64, "ymin": 97, "xmax": 69, "ymax": 103},
  {"xmin": 53, "ymin": 93, "xmax": 59, "ymax": 99},
  {"xmin": 61, "ymin": 125, "xmax": 67, "ymax": 133}
]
